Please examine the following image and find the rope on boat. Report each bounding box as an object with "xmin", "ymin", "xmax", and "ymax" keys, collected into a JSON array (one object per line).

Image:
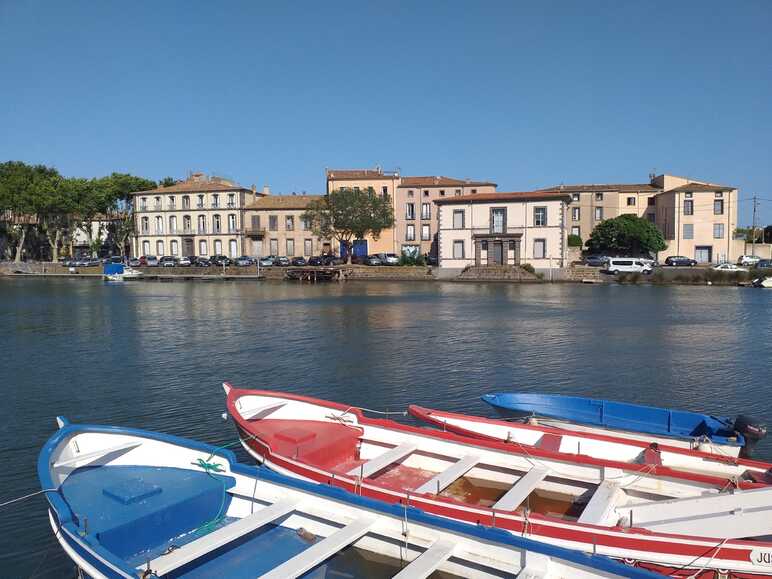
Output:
[
  {"xmin": 337, "ymin": 406, "xmax": 408, "ymax": 417},
  {"xmin": 0, "ymin": 488, "xmax": 59, "ymax": 509},
  {"xmin": 668, "ymin": 536, "xmax": 729, "ymax": 578}
]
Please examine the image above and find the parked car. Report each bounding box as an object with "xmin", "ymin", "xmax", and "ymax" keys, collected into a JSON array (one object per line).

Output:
[
  {"xmin": 307, "ymin": 256, "xmax": 323, "ymax": 266},
  {"xmin": 209, "ymin": 255, "xmax": 231, "ymax": 266},
  {"xmin": 128, "ymin": 257, "xmax": 142, "ymax": 267},
  {"xmin": 583, "ymin": 255, "xmax": 608, "ymax": 267},
  {"xmin": 738, "ymin": 255, "xmax": 762, "ymax": 266},
  {"xmin": 425, "ymin": 254, "xmax": 439, "ymax": 266},
  {"xmin": 321, "ymin": 255, "xmax": 344, "ymax": 266},
  {"xmin": 364, "ymin": 255, "xmax": 383, "ymax": 266},
  {"xmin": 144, "ymin": 255, "xmax": 159, "ymax": 267},
  {"xmin": 603, "ymin": 257, "xmax": 653, "ymax": 275},
  {"xmin": 159, "ymin": 256, "xmax": 178, "ymax": 267},
  {"xmin": 273, "ymin": 256, "xmax": 290, "ymax": 267},
  {"xmin": 192, "ymin": 257, "xmax": 211, "ymax": 267},
  {"xmin": 755, "ymin": 259, "xmax": 772, "ymax": 269},
  {"xmin": 235, "ymin": 256, "xmax": 255, "ymax": 266},
  {"xmin": 258, "ymin": 256, "xmax": 275, "ymax": 267},
  {"xmin": 376, "ymin": 253, "xmax": 399, "ymax": 266},
  {"xmin": 713, "ymin": 263, "xmax": 748, "ymax": 272},
  {"xmin": 290, "ymin": 257, "xmax": 307, "ymax": 266},
  {"xmin": 664, "ymin": 255, "xmax": 697, "ymax": 267},
  {"xmin": 178, "ymin": 256, "xmax": 192, "ymax": 267}
]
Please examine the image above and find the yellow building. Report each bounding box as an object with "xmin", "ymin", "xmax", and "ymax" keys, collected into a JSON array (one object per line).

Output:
[{"xmin": 243, "ymin": 194, "xmax": 333, "ymax": 258}]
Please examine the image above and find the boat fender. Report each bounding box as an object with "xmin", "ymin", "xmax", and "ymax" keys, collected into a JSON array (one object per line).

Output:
[{"xmin": 734, "ymin": 415, "xmax": 767, "ymax": 458}]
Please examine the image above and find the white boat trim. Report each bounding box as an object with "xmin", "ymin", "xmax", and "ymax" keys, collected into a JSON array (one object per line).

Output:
[
  {"xmin": 348, "ymin": 442, "xmax": 418, "ymax": 478},
  {"xmin": 492, "ymin": 465, "xmax": 551, "ymax": 511},
  {"xmin": 392, "ymin": 538, "xmax": 455, "ymax": 579},
  {"xmin": 414, "ymin": 455, "xmax": 479, "ymax": 495}
]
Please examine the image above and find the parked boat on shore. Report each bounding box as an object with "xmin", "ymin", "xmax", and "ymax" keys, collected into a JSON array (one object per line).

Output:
[
  {"xmin": 410, "ymin": 404, "xmax": 772, "ymax": 483},
  {"xmin": 224, "ymin": 384, "xmax": 772, "ymax": 577},
  {"xmin": 482, "ymin": 392, "xmax": 767, "ymax": 458},
  {"xmin": 102, "ymin": 263, "xmax": 142, "ymax": 282},
  {"xmin": 37, "ymin": 418, "xmax": 660, "ymax": 579}
]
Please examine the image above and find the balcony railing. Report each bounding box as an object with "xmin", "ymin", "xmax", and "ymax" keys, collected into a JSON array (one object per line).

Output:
[
  {"xmin": 197, "ymin": 227, "xmax": 206, "ymax": 234},
  {"xmin": 244, "ymin": 227, "xmax": 266, "ymax": 237},
  {"xmin": 471, "ymin": 226, "xmax": 526, "ymax": 236},
  {"xmin": 183, "ymin": 227, "xmax": 193, "ymax": 234},
  {"xmin": 139, "ymin": 205, "xmax": 147, "ymax": 211},
  {"xmin": 196, "ymin": 203, "xmax": 205, "ymax": 209},
  {"xmin": 226, "ymin": 202, "xmax": 236, "ymax": 208},
  {"xmin": 228, "ymin": 227, "xmax": 240, "ymax": 234}
]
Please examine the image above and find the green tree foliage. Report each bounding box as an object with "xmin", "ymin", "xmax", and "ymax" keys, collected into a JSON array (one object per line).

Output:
[
  {"xmin": 159, "ymin": 176, "xmax": 177, "ymax": 187},
  {"xmin": 567, "ymin": 234, "xmax": 583, "ymax": 247},
  {"xmin": 0, "ymin": 161, "xmax": 156, "ymax": 260},
  {"xmin": 302, "ymin": 187, "xmax": 395, "ymax": 263},
  {"xmin": 585, "ymin": 214, "xmax": 667, "ymax": 256}
]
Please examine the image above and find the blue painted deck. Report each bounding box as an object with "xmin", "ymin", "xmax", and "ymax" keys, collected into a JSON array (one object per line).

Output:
[{"xmin": 482, "ymin": 392, "xmax": 743, "ymax": 447}]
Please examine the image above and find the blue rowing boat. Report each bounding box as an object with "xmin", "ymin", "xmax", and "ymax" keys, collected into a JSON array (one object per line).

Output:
[{"xmin": 482, "ymin": 392, "xmax": 766, "ymax": 458}]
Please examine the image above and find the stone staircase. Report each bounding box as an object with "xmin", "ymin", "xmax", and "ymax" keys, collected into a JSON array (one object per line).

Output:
[
  {"xmin": 564, "ymin": 265, "xmax": 607, "ymax": 283},
  {"xmin": 456, "ymin": 265, "xmax": 540, "ymax": 282}
]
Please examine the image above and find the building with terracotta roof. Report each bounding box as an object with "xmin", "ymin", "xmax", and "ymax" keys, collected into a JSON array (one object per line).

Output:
[
  {"xmin": 325, "ymin": 167, "xmax": 497, "ymax": 257},
  {"xmin": 243, "ymin": 194, "xmax": 333, "ymax": 258},
  {"xmin": 130, "ymin": 172, "xmax": 262, "ymax": 258},
  {"xmin": 436, "ymin": 190, "xmax": 572, "ymax": 269},
  {"xmin": 541, "ymin": 173, "xmax": 741, "ymax": 264}
]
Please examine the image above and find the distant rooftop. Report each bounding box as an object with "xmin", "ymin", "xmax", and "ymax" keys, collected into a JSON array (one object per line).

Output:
[
  {"xmin": 131, "ymin": 172, "xmax": 251, "ymax": 195},
  {"xmin": 326, "ymin": 168, "xmax": 399, "ymax": 180},
  {"xmin": 538, "ymin": 183, "xmax": 661, "ymax": 193},
  {"xmin": 245, "ymin": 194, "xmax": 322, "ymax": 210},
  {"xmin": 398, "ymin": 176, "xmax": 496, "ymax": 188},
  {"xmin": 665, "ymin": 182, "xmax": 734, "ymax": 193},
  {"xmin": 435, "ymin": 190, "xmax": 569, "ymax": 204}
]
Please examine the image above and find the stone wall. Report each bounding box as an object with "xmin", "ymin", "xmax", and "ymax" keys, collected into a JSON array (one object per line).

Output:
[{"xmin": 456, "ymin": 265, "xmax": 540, "ymax": 282}]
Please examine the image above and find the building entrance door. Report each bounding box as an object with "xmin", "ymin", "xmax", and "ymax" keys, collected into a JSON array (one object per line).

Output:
[
  {"xmin": 182, "ymin": 238, "xmax": 194, "ymax": 256},
  {"xmin": 695, "ymin": 246, "xmax": 713, "ymax": 263},
  {"xmin": 491, "ymin": 241, "xmax": 504, "ymax": 265}
]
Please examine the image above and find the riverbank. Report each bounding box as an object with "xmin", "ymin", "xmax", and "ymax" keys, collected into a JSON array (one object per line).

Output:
[{"xmin": 1, "ymin": 261, "xmax": 769, "ymax": 286}]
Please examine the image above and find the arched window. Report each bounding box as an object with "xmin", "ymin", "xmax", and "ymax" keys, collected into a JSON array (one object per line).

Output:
[
  {"xmin": 214, "ymin": 239, "xmax": 222, "ymax": 255},
  {"xmin": 197, "ymin": 215, "xmax": 206, "ymax": 234},
  {"xmin": 141, "ymin": 217, "xmax": 149, "ymax": 233},
  {"xmin": 229, "ymin": 239, "xmax": 238, "ymax": 257},
  {"xmin": 142, "ymin": 240, "xmax": 150, "ymax": 256},
  {"xmin": 198, "ymin": 240, "xmax": 207, "ymax": 256},
  {"xmin": 169, "ymin": 215, "xmax": 177, "ymax": 234},
  {"xmin": 170, "ymin": 240, "xmax": 178, "ymax": 256},
  {"xmin": 228, "ymin": 214, "xmax": 236, "ymax": 232},
  {"xmin": 182, "ymin": 195, "xmax": 190, "ymax": 209},
  {"xmin": 156, "ymin": 240, "xmax": 164, "ymax": 256},
  {"xmin": 155, "ymin": 216, "xmax": 163, "ymax": 234},
  {"xmin": 183, "ymin": 215, "xmax": 191, "ymax": 233},
  {"xmin": 213, "ymin": 214, "xmax": 221, "ymax": 233}
]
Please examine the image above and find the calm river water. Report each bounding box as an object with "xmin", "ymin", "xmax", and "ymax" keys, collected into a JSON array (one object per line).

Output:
[{"xmin": 1, "ymin": 277, "xmax": 771, "ymax": 577}]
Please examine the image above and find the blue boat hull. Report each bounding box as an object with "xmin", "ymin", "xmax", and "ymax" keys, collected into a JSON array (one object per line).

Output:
[{"xmin": 482, "ymin": 392, "xmax": 744, "ymax": 448}]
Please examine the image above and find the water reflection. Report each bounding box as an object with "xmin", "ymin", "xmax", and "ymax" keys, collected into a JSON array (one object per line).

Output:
[{"xmin": 1, "ymin": 278, "xmax": 771, "ymax": 577}]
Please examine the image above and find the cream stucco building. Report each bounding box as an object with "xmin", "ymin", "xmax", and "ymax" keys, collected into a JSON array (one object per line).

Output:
[
  {"xmin": 436, "ymin": 191, "xmax": 571, "ymax": 269},
  {"xmin": 130, "ymin": 173, "xmax": 261, "ymax": 258},
  {"xmin": 545, "ymin": 173, "xmax": 741, "ymax": 264}
]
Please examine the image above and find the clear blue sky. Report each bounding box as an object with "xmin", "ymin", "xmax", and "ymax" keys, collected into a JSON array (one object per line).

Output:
[{"xmin": 1, "ymin": 1, "xmax": 770, "ymax": 224}]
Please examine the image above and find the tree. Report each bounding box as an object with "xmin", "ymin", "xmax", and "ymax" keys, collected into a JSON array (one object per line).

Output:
[
  {"xmin": 0, "ymin": 161, "xmax": 62, "ymax": 261},
  {"xmin": 98, "ymin": 173, "xmax": 156, "ymax": 257},
  {"xmin": 302, "ymin": 187, "xmax": 395, "ymax": 263},
  {"xmin": 159, "ymin": 176, "xmax": 177, "ymax": 188},
  {"xmin": 734, "ymin": 227, "xmax": 763, "ymax": 243},
  {"xmin": 585, "ymin": 214, "xmax": 667, "ymax": 256}
]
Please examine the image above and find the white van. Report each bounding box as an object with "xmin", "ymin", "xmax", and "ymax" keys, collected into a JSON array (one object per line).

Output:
[{"xmin": 603, "ymin": 257, "xmax": 653, "ymax": 275}]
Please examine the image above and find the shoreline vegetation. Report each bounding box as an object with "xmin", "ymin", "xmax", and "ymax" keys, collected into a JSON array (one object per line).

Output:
[{"xmin": 1, "ymin": 261, "xmax": 769, "ymax": 287}]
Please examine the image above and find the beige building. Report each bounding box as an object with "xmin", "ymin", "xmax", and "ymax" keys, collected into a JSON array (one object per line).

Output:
[
  {"xmin": 395, "ymin": 176, "xmax": 496, "ymax": 256},
  {"xmin": 544, "ymin": 173, "xmax": 741, "ymax": 264},
  {"xmin": 326, "ymin": 167, "xmax": 497, "ymax": 257},
  {"xmin": 243, "ymin": 194, "xmax": 333, "ymax": 258},
  {"xmin": 436, "ymin": 191, "xmax": 571, "ymax": 269},
  {"xmin": 131, "ymin": 173, "xmax": 261, "ymax": 258}
]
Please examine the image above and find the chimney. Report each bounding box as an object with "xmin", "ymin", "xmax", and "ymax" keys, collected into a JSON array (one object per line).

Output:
[
  {"xmin": 262, "ymin": 185, "xmax": 271, "ymax": 196},
  {"xmin": 251, "ymin": 184, "xmax": 256, "ymax": 194}
]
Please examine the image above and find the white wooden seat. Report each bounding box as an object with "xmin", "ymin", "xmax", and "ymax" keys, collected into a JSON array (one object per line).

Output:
[
  {"xmin": 148, "ymin": 497, "xmax": 299, "ymax": 576},
  {"xmin": 347, "ymin": 443, "xmax": 418, "ymax": 479},
  {"xmin": 491, "ymin": 466, "xmax": 550, "ymax": 511},
  {"xmin": 240, "ymin": 401, "xmax": 286, "ymax": 420},
  {"xmin": 414, "ymin": 455, "xmax": 480, "ymax": 495},
  {"xmin": 258, "ymin": 516, "xmax": 374, "ymax": 579},
  {"xmin": 618, "ymin": 486, "xmax": 772, "ymax": 539},
  {"xmin": 392, "ymin": 539, "xmax": 455, "ymax": 579},
  {"xmin": 53, "ymin": 441, "xmax": 142, "ymax": 469},
  {"xmin": 577, "ymin": 480, "xmax": 623, "ymax": 525}
]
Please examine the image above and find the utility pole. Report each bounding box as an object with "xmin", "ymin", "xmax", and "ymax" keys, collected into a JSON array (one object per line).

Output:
[{"xmin": 751, "ymin": 195, "xmax": 758, "ymax": 257}]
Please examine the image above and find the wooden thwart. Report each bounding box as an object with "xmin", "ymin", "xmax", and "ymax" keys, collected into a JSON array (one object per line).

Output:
[
  {"xmin": 54, "ymin": 442, "xmax": 141, "ymax": 468},
  {"xmin": 149, "ymin": 496, "xmax": 300, "ymax": 576},
  {"xmin": 348, "ymin": 443, "xmax": 418, "ymax": 479},
  {"xmin": 491, "ymin": 466, "xmax": 550, "ymax": 511},
  {"xmin": 577, "ymin": 480, "xmax": 622, "ymax": 525},
  {"xmin": 392, "ymin": 539, "xmax": 455, "ymax": 579},
  {"xmin": 259, "ymin": 516, "xmax": 374, "ymax": 579},
  {"xmin": 414, "ymin": 455, "xmax": 480, "ymax": 495}
]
